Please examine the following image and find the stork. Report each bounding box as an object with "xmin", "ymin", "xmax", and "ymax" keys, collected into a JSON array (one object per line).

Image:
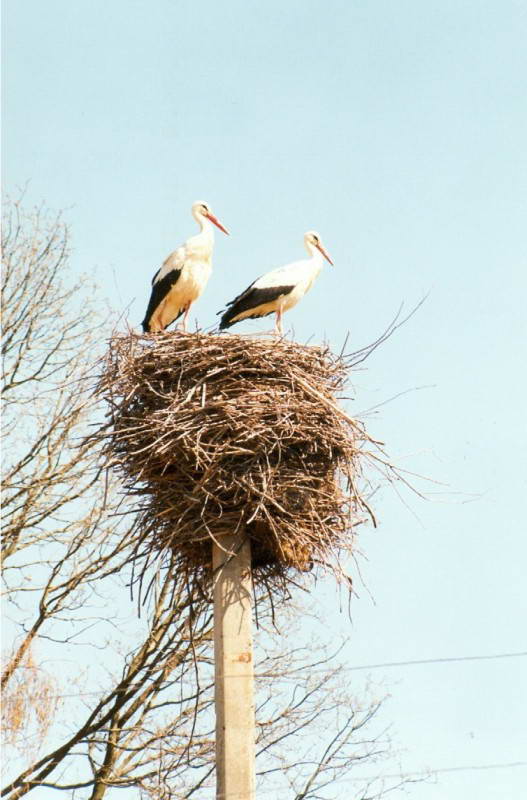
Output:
[
  {"xmin": 142, "ymin": 201, "xmax": 229, "ymax": 333},
  {"xmin": 218, "ymin": 231, "xmax": 333, "ymax": 334}
]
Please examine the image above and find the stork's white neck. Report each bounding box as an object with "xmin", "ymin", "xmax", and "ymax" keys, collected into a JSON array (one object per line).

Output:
[
  {"xmin": 304, "ymin": 240, "xmax": 324, "ymax": 263},
  {"xmin": 191, "ymin": 211, "xmax": 215, "ymax": 245}
]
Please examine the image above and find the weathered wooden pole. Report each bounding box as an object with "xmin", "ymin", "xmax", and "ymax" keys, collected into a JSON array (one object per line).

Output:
[{"xmin": 213, "ymin": 531, "xmax": 256, "ymax": 800}]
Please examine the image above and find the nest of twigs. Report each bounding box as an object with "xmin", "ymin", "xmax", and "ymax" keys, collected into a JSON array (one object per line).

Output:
[{"xmin": 98, "ymin": 331, "xmax": 381, "ymax": 594}]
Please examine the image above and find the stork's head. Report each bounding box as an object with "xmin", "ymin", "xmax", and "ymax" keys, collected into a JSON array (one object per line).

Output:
[
  {"xmin": 192, "ymin": 201, "xmax": 230, "ymax": 235},
  {"xmin": 304, "ymin": 231, "xmax": 333, "ymax": 265}
]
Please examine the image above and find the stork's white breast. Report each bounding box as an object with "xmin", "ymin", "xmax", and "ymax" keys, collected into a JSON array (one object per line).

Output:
[
  {"xmin": 156, "ymin": 241, "xmax": 213, "ymax": 302},
  {"xmin": 175, "ymin": 256, "xmax": 212, "ymax": 303}
]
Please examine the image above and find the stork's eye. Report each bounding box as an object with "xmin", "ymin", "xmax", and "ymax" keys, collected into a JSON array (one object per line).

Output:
[{"xmin": 201, "ymin": 204, "xmax": 208, "ymax": 213}]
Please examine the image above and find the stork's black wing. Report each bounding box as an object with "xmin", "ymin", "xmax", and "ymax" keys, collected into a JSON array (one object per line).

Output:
[
  {"xmin": 141, "ymin": 269, "xmax": 182, "ymax": 332},
  {"xmin": 218, "ymin": 283, "xmax": 295, "ymax": 330}
]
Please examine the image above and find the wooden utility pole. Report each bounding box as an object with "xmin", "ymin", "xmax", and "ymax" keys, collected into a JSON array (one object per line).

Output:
[{"xmin": 213, "ymin": 532, "xmax": 256, "ymax": 800}]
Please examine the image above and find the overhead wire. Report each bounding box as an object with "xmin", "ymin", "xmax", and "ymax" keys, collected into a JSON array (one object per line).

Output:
[
  {"xmin": 335, "ymin": 649, "xmax": 527, "ymax": 673},
  {"xmin": 253, "ymin": 649, "xmax": 527, "ymax": 679},
  {"xmin": 350, "ymin": 760, "xmax": 527, "ymax": 782}
]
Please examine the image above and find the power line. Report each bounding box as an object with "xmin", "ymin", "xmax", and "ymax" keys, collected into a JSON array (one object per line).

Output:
[
  {"xmin": 428, "ymin": 761, "xmax": 527, "ymax": 775},
  {"xmin": 254, "ymin": 649, "xmax": 527, "ymax": 679},
  {"xmin": 55, "ymin": 651, "xmax": 527, "ymax": 698},
  {"xmin": 338, "ymin": 649, "xmax": 527, "ymax": 673},
  {"xmin": 352, "ymin": 760, "xmax": 527, "ymax": 782},
  {"xmin": 224, "ymin": 762, "xmax": 527, "ymax": 796}
]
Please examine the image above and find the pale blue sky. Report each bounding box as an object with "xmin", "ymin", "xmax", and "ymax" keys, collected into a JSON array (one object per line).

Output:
[{"xmin": 3, "ymin": 0, "xmax": 527, "ymax": 797}]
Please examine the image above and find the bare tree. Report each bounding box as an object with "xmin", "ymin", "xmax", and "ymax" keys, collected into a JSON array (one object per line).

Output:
[
  {"xmin": 1, "ymin": 197, "xmax": 411, "ymax": 800},
  {"xmin": 1, "ymin": 196, "xmax": 134, "ymax": 694}
]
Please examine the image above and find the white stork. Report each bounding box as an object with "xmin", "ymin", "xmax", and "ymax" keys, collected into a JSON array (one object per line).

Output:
[
  {"xmin": 142, "ymin": 201, "xmax": 229, "ymax": 333},
  {"xmin": 218, "ymin": 231, "xmax": 333, "ymax": 334}
]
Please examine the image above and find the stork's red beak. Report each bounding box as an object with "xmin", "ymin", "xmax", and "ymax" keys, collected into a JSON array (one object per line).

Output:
[
  {"xmin": 207, "ymin": 212, "xmax": 230, "ymax": 235},
  {"xmin": 317, "ymin": 242, "xmax": 334, "ymax": 265}
]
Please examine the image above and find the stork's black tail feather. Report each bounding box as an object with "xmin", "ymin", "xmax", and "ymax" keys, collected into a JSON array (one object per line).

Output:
[{"xmin": 218, "ymin": 308, "xmax": 237, "ymax": 330}]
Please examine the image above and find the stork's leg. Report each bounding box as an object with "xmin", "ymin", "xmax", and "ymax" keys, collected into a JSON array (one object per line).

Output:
[
  {"xmin": 274, "ymin": 309, "xmax": 283, "ymax": 336},
  {"xmin": 176, "ymin": 304, "xmax": 191, "ymax": 332},
  {"xmin": 181, "ymin": 304, "xmax": 191, "ymax": 332}
]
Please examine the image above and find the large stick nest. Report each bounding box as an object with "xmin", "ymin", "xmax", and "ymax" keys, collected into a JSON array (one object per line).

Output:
[{"xmin": 98, "ymin": 331, "xmax": 381, "ymax": 595}]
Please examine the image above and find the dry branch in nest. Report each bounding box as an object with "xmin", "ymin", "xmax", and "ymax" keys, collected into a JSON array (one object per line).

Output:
[{"xmin": 97, "ymin": 331, "xmax": 384, "ymax": 597}]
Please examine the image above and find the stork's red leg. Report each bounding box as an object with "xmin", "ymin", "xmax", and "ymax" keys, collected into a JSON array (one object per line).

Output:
[
  {"xmin": 182, "ymin": 304, "xmax": 191, "ymax": 332},
  {"xmin": 275, "ymin": 309, "xmax": 283, "ymax": 335}
]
